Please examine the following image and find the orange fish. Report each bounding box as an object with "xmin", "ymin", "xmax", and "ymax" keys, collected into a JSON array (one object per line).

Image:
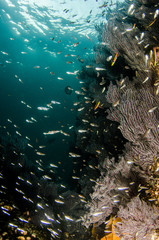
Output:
[
  {"xmin": 146, "ymin": 18, "xmax": 157, "ymax": 29},
  {"xmin": 153, "ymin": 47, "xmax": 157, "ymax": 66},
  {"xmin": 111, "ymin": 53, "xmax": 118, "ymax": 66},
  {"xmin": 50, "ymin": 72, "xmax": 55, "ymax": 75},
  {"xmin": 94, "ymin": 101, "xmax": 100, "ymax": 110}
]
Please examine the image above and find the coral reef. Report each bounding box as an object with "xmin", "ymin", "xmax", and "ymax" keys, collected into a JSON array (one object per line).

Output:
[
  {"xmin": 106, "ymin": 82, "xmax": 159, "ymax": 171},
  {"xmin": 82, "ymin": 156, "xmax": 149, "ymax": 228},
  {"xmin": 116, "ymin": 196, "xmax": 159, "ymax": 240},
  {"xmin": 76, "ymin": 0, "xmax": 159, "ymax": 239}
]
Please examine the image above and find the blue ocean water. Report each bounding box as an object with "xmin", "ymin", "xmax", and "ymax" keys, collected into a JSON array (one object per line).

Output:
[
  {"xmin": 0, "ymin": 1, "xmax": 116, "ymax": 237},
  {"xmin": 0, "ymin": 0, "xmax": 102, "ymax": 183}
]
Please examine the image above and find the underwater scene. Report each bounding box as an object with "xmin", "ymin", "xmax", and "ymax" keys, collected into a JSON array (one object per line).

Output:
[{"xmin": 0, "ymin": 0, "xmax": 159, "ymax": 239}]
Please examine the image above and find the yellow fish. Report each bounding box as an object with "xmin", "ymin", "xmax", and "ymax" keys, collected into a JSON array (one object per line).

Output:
[
  {"xmin": 111, "ymin": 53, "xmax": 118, "ymax": 66},
  {"xmin": 94, "ymin": 101, "xmax": 100, "ymax": 110}
]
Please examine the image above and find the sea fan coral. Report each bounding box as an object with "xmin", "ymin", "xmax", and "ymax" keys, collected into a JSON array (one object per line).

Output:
[
  {"xmin": 82, "ymin": 157, "xmax": 148, "ymax": 228},
  {"xmin": 79, "ymin": 0, "xmax": 159, "ymax": 236},
  {"xmin": 106, "ymin": 82, "xmax": 159, "ymax": 171},
  {"xmin": 102, "ymin": 20, "xmax": 147, "ymax": 72},
  {"xmin": 116, "ymin": 196, "xmax": 159, "ymax": 240}
]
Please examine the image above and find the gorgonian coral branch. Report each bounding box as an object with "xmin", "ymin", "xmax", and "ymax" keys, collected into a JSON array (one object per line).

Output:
[
  {"xmin": 106, "ymin": 82, "xmax": 159, "ymax": 170},
  {"xmin": 116, "ymin": 196, "xmax": 159, "ymax": 240}
]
